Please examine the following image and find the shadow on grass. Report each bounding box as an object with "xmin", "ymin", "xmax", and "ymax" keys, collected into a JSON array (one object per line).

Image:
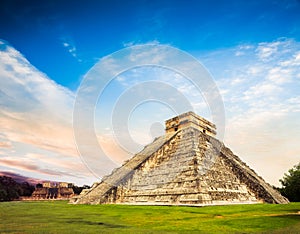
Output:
[
  {"xmin": 270, "ymin": 213, "xmax": 300, "ymax": 221},
  {"xmin": 66, "ymin": 219, "xmax": 126, "ymax": 228}
]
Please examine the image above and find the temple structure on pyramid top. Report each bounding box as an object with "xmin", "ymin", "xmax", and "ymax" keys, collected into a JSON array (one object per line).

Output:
[
  {"xmin": 71, "ymin": 111, "xmax": 288, "ymax": 205},
  {"xmin": 165, "ymin": 111, "xmax": 216, "ymax": 136}
]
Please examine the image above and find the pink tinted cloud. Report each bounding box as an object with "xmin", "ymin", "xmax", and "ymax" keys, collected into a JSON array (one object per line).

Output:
[
  {"xmin": 0, "ymin": 158, "xmax": 79, "ymax": 178},
  {"xmin": 0, "ymin": 141, "xmax": 12, "ymax": 148}
]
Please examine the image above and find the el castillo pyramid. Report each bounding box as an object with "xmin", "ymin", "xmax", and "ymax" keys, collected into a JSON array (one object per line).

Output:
[{"xmin": 71, "ymin": 111, "xmax": 288, "ymax": 205}]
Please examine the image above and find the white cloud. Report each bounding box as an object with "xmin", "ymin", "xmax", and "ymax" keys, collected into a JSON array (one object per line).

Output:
[
  {"xmin": 243, "ymin": 82, "xmax": 282, "ymax": 99},
  {"xmin": 61, "ymin": 38, "xmax": 81, "ymax": 62},
  {"xmin": 255, "ymin": 40, "xmax": 289, "ymax": 61},
  {"xmin": 0, "ymin": 40, "xmax": 93, "ymax": 184},
  {"xmin": 235, "ymin": 44, "xmax": 254, "ymax": 56},
  {"xmin": 266, "ymin": 67, "xmax": 291, "ymax": 84},
  {"xmin": 210, "ymin": 38, "xmax": 300, "ymax": 186},
  {"xmin": 122, "ymin": 40, "xmax": 161, "ymax": 48},
  {"xmin": 280, "ymin": 51, "xmax": 300, "ymax": 67},
  {"xmin": 256, "ymin": 45, "xmax": 277, "ymax": 60}
]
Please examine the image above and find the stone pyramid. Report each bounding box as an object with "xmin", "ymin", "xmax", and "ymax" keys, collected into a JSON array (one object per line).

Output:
[{"xmin": 71, "ymin": 112, "xmax": 288, "ymax": 205}]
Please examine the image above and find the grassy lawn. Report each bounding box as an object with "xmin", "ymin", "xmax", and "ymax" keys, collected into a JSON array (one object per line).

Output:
[{"xmin": 0, "ymin": 201, "xmax": 299, "ymax": 233}]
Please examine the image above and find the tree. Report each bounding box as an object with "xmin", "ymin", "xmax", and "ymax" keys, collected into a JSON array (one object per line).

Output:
[
  {"xmin": 0, "ymin": 189, "xmax": 8, "ymax": 201},
  {"xmin": 72, "ymin": 185, "xmax": 90, "ymax": 195},
  {"xmin": 0, "ymin": 176, "xmax": 35, "ymax": 201},
  {"xmin": 0, "ymin": 176, "xmax": 20, "ymax": 201},
  {"xmin": 36, "ymin": 183, "xmax": 43, "ymax": 188},
  {"xmin": 20, "ymin": 182, "xmax": 35, "ymax": 197},
  {"xmin": 279, "ymin": 162, "xmax": 300, "ymax": 202}
]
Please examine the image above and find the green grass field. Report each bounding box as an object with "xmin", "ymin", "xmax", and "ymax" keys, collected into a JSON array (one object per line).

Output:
[{"xmin": 0, "ymin": 201, "xmax": 299, "ymax": 233}]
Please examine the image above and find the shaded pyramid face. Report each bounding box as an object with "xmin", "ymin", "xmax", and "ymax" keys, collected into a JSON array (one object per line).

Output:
[{"xmin": 71, "ymin": 112, "xmax": 288, "ymax": 205}]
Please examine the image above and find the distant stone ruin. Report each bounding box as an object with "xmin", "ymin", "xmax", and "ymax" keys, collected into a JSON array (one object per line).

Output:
[
  {"xmin": 71, "ymin": 111, "xmax": 288, "ymax": 205},
  {"xmin": 32, "ymin": 182, "xmax": 74, "ymax": 200}
]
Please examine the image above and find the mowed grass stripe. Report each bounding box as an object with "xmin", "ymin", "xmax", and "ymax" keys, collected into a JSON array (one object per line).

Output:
[{"xmin": 0, "ymin": 201, "xmax": 299, "ymax": 233}]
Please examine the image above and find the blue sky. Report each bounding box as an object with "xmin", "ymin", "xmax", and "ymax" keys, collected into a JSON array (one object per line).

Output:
[
  {"xmin": 0, "ymin": 0, "xmax": 300, "ymax": 186},
  {"xmin": 1, "ymin": 0, "xmax": 300, "ymax": 88}
]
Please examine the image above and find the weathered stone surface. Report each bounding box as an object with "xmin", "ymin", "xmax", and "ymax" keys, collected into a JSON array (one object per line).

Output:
[{"xmin": 71, "ymin": 112, "xmax": 288, "ymax": 205}]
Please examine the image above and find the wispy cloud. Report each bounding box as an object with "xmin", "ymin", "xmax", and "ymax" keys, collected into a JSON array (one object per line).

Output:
[
  {"xmin": 61, "ymin": 38, "xmax": 82, "ymax": 62},
  {"xmin": 0, "ymin": 141, "xmax": 12, "ymax": 148},
  {"xmin": 0, "ymin": 157, "xmax": 69, "ymax": 176},
  {"xmin": 203, "ymin": 38, "xmax": 300, "ymax": 186},
  {"xmin": 0, "ymin": 40, "xmax": 91, "ymax": 184},
  {"xmin": 0, "ymin": 41, "xmax": 75, "ymax": 156},
  {"xmin": 122, "ymin": 40, "xmax": 161, "ymax": 48}
]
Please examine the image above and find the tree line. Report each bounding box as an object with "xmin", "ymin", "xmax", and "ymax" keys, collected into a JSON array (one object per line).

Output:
[{"xmin": 0, "ymin": 176, "xmax": 35, "ymax": 201}]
